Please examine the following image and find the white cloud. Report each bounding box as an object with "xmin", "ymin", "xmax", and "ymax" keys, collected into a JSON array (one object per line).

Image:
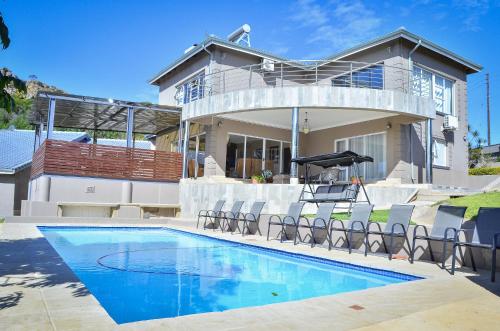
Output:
[
  {"xmin": 453, "ymin": 0, "xmax": 489, "ymax": 31},
  {"xmin": 287, "ymin": 0, "xmax": 382, "ymax": 58}
]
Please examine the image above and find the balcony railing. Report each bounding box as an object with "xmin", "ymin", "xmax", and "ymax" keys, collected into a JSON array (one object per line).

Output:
[
  {"xmin": 176, "ymin": 60, "xmax": 419, "ymax": 105},
  {"xmin": 31, "ymin": 140, "xmax": 182, "ymax": 182}
]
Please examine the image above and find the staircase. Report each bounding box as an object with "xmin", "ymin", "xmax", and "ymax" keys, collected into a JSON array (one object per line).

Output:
[{"xmin": 410, "ymin": 186, "xmax": 480, "ymax": 225}]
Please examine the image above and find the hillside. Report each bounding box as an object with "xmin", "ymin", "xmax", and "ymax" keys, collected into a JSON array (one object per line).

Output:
[{"xmin": 1, "ymin": 68, "xmax": 63, "ymax": 130}]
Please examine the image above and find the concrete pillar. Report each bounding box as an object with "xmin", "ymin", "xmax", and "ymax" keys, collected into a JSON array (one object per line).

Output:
[
  {"xmin": 126, "ymin": 107, "xmax": 134, "ymax": 148},
  {"xmin": 121, "ymin": 181, "xmax": 133, "ymax": 203},
  {"xmin": 38, "ymin": 176, "xmax": 51, "ymax": 202},
  {"xmin": 290, "ymin": 107, "xmax": 300, "ymax": 184},
  {"xmin": 46, "ymin": 98, "xmax": 56, "ymax": 139},
  {"xmin": 425, "ymin": 119, "xmax": 433, "ymax": 184},
  {"xmin": 177, "ymin": 119, "xmax": 183, "ymax": 153},
  {"xmin": 182, "ymin": 120, "xmax": 191, "ymax": 178}
]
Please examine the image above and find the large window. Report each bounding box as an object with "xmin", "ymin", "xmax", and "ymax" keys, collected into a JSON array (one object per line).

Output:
[
  {"xmin": 226, "ymin": 134, "xmax": 291, "ymax": 179},
  {"xmin": 335, "ymin": 132, "xmax": 386, "ymax": 181},
  {"xmin": 332, "ymin": 65, "xmax": 383, "ymax": 89},
  {"xmin": 175, "ymin": 72, "xmax": 205, "ymax": 105},
  {"xmin": 412, "ymin": 66, "xmax": 454, "ymax": 115},
  {"xmin": 433, "ymin": 139, "xmax": 447, "ymax": 167}
]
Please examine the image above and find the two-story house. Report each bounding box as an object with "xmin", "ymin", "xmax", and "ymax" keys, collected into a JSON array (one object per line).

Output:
[{"xmin": 149, "ymin": 26, "xmax": 481, "ymax": 216}]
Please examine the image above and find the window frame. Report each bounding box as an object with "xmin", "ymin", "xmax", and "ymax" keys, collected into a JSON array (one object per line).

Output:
[
  {"xmin": 174, "ymin": 70, "xmax": 206, "ymax": 105},
  {"xmin": 334, "ymin": 131, "xmax": 387, "ymax": 181},
  {"xmin": 432, "ymin": 138, "xmax": 448, "ymax": 168},
  {"xmin": 413, "ymin": 65, "xmax": 455, "ymax": 116},
  {"xmin": 226, "ymin": 132, "xmax": 291, "ymax": 179}
]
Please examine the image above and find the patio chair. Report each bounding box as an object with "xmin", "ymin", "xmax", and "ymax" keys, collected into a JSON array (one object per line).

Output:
[
  {"xmin": 197, "ymin": 200, "xmax": 225, "ymax": 229},
  {"xmin": 296, "ymin": 203, "xmax": 336, "ymax": 247},
  {"xmin": 409, "ymin": 205, "xmax": 467, "ymax": 267},
  {"xmin": 451, "ymin": 207, "xmax": 500, "ymax": 282},
  {"xmin": 267, "ymin": 202, "xmax": 306, "ymax": 244},
  {"xmin": 365, "ymin": 204, "xmax": 415, "ymax": 260},
  {"xmin": 238, "ymin": 201, "xmax": 266, "ymax": 236},
  {"xmin": 217, "ymin": 201, "xmax": 245, "ymax": 232},
  {"xmin": 329, "ymin": 204, "xmax": 374, "ymax": 254}
]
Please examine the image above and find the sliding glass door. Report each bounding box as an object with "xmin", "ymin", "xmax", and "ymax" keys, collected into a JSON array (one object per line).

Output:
[
  {"xmin": 226, "ymin": 134, "xmax": 290, "ymax": 180},
  {"xmin": 335, "ymin": 132, "xmax": 386, "ymax": 181}
]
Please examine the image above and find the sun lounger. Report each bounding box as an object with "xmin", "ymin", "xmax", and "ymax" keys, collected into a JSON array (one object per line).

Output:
[
  {"xmin": 365, "ymin": 204, "xmax": 414, "ymax": 260},
  {"xmin": 296, "ymin": 203, "xmax": 336, "ymax": 247},
  {"xmin": 329, "ymin": 204, "xmax": 374, "ymax": 254},
  {"xmin": 409, "ymin": 205, "xmax": 467, "ymax": 266},
  {"xmin": 215, "ymin": 201, "xmax": 245, "ymax": 232},
  {"xmin": 266, "ymin": 202, "xmax": 306, "ymax": 244},
  {"xmin": 238, "ymin": 201, "xmax": 266, "ymax": 236},
  {"xmin": 197, "ymin": 200, "xmax": 225, "ymax": 229},
  {"xmin": 451, "ymin": 207, "xmax": 500, "ymax": 282}
]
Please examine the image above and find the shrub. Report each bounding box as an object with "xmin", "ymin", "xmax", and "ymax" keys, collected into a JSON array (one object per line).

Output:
[{"xmin": 468, "ymin": 167, "xmax": 500, "ymax": 176}]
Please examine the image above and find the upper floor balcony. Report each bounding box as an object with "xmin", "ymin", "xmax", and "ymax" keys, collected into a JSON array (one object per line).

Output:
[{"xmin": 176, "ymin": 60, "xmax": 436, "ymax": 122}]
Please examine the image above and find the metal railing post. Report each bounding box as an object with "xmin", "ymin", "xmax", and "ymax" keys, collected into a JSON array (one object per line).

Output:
[
  {"xmin": 249, "ymin": 65, "xmax": 253, "ymax": 89},
  {"xmin": 280, "ymin": 62, "xmax": 284, "ymax": 87},
  {"xmin": 315, "ymin": 65, "xmax": 318, "ymax": 85},
  {"xmin": 222, "ymin": 72, "xmax": 226, "ymax": 94},
  {"xmin": 350, "ymin": 62, "xmax": 353, "ymax": 88}
]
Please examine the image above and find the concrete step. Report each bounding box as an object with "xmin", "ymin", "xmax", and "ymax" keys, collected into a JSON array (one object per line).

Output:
[{"xmin": 415, "ymin": 194, "xmax": 450, "ymax": 202}]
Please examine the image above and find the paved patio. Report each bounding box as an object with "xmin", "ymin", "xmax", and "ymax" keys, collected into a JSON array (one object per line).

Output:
[{"xmin": 1, "ymin": 218, "xmax": 500, "ymax": 330}]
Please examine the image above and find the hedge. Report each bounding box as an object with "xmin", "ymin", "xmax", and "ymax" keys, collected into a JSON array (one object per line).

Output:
[{"xmin": 469, "ymin": 167, "xmax": 500, "ymax": 176}]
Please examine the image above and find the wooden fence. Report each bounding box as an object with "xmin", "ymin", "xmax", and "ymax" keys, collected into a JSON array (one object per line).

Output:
[{"xmin": 31, "ymin": 140, "xmax": 182, "ymax": 182}]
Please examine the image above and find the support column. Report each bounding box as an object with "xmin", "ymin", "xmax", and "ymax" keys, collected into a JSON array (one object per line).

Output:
[
  {"xmin": 177, "ymin": 118, "xmax": 184, "ymax": 153},
  {"xmin": 46, "ymin": 97, "xmax": 56, "ymax": 139},
  {"xmin": 425, "ymin": 119, "xmax": 433, "ymax": 184},
  {"xmin": 182, "ymin": 120, "xmax": 191, "ymax": 178},
  {"xmin": 126, "ymin": 107, "xmax": 134, "ymax": 148},
  {"xmin": 290, "ymin": 107, "xmax": 300, "ymax": 184}
]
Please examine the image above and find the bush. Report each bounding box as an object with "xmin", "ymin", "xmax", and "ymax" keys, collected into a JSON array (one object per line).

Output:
[{"xmin": 468, "ymin": 167, "xmax": 500, "ymax": 176}]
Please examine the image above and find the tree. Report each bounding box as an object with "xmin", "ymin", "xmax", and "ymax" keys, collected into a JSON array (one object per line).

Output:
[
  {"xmin": 0, "ymin": 12, "xmax": 9, "ymax": 49},
  {"xmin": 1, "ymin": 12, "xmax": 28, "ymax": 126}
]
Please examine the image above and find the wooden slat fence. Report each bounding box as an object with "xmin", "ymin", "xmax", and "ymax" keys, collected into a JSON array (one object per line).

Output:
[{"xmin": 31, "ymin": 140, "xmax": 182, "ymax": 182}]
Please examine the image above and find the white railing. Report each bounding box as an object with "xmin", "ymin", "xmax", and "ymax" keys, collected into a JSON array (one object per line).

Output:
[{"xmin": 177, "ymin": 60, "xmax": 419, "ymax": 105}]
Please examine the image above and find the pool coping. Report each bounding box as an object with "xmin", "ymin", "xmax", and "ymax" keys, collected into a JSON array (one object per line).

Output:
[{"xmin": 2, "ymin": 221, "xmax": 500, "ymax": 330}]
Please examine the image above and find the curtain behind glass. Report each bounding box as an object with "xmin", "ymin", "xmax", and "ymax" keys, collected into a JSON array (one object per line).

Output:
[{"xmin": 365, "ymin": 134, "xmax": 385, "ymax": 180}]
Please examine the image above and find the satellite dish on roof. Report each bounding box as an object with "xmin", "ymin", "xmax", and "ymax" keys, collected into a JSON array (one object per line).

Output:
[{"xmin": 227, "ymin": 24, "xmax": 251, "ymax": 47}]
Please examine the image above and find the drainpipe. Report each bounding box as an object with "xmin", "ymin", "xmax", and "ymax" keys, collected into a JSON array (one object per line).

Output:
[
  {"xmin": 202, "ymin": 42, "xmax": 213, "ymax": 75},
  {"xmin": 408, "ymin": 40, "xmax": 421, "ymax": 183}
]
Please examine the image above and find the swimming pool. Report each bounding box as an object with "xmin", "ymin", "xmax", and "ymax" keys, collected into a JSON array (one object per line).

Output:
[{"xmin": 39, "ymin": 226, "xmax": 421, "ymax": 324}]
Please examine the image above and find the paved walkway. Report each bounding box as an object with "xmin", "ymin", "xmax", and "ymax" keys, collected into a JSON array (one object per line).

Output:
[{"xmin": 1, "ymin": 220, "xmax": 499, "ymax": 330}]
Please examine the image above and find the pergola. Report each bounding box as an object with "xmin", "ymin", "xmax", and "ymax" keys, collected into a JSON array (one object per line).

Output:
[{"xmin": 30, "ymin": 92, "xmax": 181, "ymax": 148}]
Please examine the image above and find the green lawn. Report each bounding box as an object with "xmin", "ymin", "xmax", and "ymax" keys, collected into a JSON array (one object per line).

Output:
[
  {"xmin": 332, "ymin": 209, "xmax": 391, "ymax": 223},
  {"xmin": 437, "ymin": 191, "xmax": 500, "ymax": 220},
  {"xmin": 305, "ymin": 209, "xmax": 394, "ymax": 223}
]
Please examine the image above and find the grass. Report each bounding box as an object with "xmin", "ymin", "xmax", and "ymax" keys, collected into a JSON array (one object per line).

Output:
[
  {"xmin": 305, "ymin": 209, "xmax": 398, "ymax": 224},
  {"xmin": 437, "ymin": 191, "xmax": 500, "ymax": 220}
]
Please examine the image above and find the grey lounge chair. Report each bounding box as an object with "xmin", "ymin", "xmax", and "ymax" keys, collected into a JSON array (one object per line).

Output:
[
  {"xmin": 451, "ymin": 207, "xmax": 500, "ymax": 282},
  {"xmin": 197, "ymin": 200, "xmax": 225, "ymax": 229},
  {"xmin": 296, "ymin": 203, "xmax": 336, "ymax": 247},
  {"xmin": 410, "ymin": 205, "xmax": 467, "ymax": 266},
  {"xmin": 365, "ymin": 204, "xmax": 415, "ymax": 260},
  {"xmin": 329, "ymin": 204, "xmax": 374, "ymax": 254},
  {"xmin": 238, "ymin": 201, "xmax": 266, "ymax": 236},
  {"xmin": 217, "ymin": 201, "xmax": 245, "ymax": 232},
  {"xmin": 267, "ymin": 202, "xmax": 306, "ymax": 244}
]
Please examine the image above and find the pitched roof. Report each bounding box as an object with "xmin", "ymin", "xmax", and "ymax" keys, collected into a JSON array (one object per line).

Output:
[
  {"xmin": 0, "ymin": 129, "xmax": 90, "ymax": 174},
  {"xmin": 149, "ymin": 28, "xmax": 482, "ymax": 85}
]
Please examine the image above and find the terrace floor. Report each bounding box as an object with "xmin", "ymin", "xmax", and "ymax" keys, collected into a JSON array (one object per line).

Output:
[{"xmin": 1, "ymin": 218, "xmax": 500, "ymax": 330}]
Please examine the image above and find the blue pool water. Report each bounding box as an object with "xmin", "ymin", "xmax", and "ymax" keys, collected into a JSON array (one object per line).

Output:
[{"xmin": 39, "ymin": 226, "xmax": 421, "ymax": 324}]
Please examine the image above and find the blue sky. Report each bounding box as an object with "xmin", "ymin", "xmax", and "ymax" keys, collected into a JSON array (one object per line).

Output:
[{"xmin": 2, "ymin": 0, "xmax": 500, "ymax": 143}]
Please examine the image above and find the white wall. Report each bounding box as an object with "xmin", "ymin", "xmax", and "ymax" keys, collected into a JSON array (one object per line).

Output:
[
  {"xmin": 29, "ymin": 175, "xmax": 179, "ymax": 205},
  {"xmin": 0, "ymin": 175, "xmax": 15, "ymax": 217}
]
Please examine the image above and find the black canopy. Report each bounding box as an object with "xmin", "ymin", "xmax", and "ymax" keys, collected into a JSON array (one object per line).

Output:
[{"xmin": 291, "ymin": 151, "xmax": 373, "ymax": 168}]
